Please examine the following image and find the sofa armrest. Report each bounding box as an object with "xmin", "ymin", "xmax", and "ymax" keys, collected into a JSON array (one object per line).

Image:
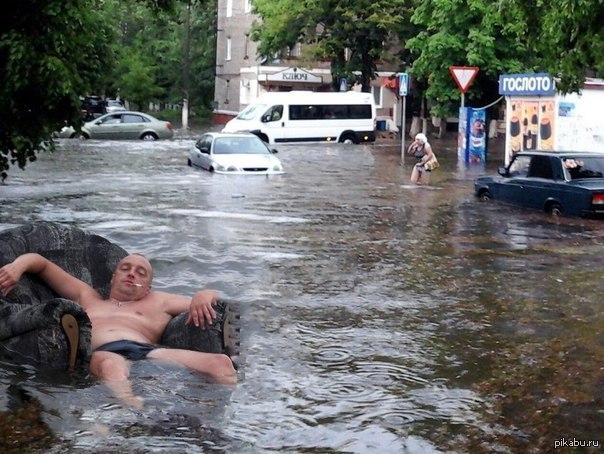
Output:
[
  {"xmin": 160, "ymin": 299, "xmax": 240, "ymax": 358},
  {"xmin": 0, "ymin": 298, "xmax": 92, "ymax": 368}
]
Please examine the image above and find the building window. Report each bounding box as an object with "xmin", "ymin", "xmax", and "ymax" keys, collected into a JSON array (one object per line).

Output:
[
  {"xmin": 226, "ymin": 37, "xmax": 232, "ymax": 61},
  {"xmin": 226, "ymin": 0, "xmax": 233, "ymax": 17},
  {"xmin": 372, "ymin": 86, "xmax": 383, "ymax": 108}
]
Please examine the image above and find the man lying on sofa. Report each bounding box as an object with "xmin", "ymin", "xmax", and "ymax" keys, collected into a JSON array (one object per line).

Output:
[{"xmin": 0, "ymin": 252, "xmax": 237, "ymax": 407}]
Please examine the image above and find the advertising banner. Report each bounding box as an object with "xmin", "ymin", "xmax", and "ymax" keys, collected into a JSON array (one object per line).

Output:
[
  {"xmin": 505, "ymin": 98, "xmax": 556, "ymax": 163},
  {"xmin": 458, "ymin": 107, "xmax": 487, "ymax": 164},
  {"xmin": 468, "ymin": 108, "xmax": 487, "ymax": 163}
]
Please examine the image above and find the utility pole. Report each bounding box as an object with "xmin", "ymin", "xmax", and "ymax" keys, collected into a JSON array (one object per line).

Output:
[{"xmin": 182, "ymin": 0, "xmax": 192, "ymax": 130}]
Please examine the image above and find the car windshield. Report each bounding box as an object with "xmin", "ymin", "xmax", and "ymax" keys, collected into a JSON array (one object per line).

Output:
[
  {"xmin": 564, "ymin": 156, "xmax": 604, "ymax": 179},
  {"xmin": 213, "ymin": 137, "xmax": 270, "ymax": 155},
  {"xmin": 237, "ymin": 103, "xmax": 268, "ymax": 120}
]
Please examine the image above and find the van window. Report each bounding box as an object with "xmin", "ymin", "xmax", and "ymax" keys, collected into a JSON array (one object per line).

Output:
[
  {"xmin": 348, "ymin": 105, "xmax": 372, "ymax": 119},
  {"xmin": 289, "ymin": 104, "xmax": 372, "ymax": 121},
  {"xmin": 261, "ymin": 105, "xmax": 283, "ymax": 122},
  {"xmin": 237, "ymin": 103, "xmax": 268, "ymax": 120}
]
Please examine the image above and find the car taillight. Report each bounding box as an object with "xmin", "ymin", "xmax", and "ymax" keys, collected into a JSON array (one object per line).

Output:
[
  {"xmin": 592, "ymin": 194, "xmax": 604, "ymax": 205},
  {"xmin": 166, "ymin": 122, "xmax": 172, "ymax": 130}
]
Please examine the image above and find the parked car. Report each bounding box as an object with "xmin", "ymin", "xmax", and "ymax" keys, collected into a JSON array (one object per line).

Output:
[
  {"xmin": 187, "ymin": 132, "xmax": 284, "ymax": 174},
  {"xmin": 105, "ymin": 99, "xmax": 126, "ymax": 113},
  {"xmin": 474, "ymin": 150, "xmax": 604, "ymax": 218},
  {"xmin": 80, "ymin": 95, "xmax": 106, "ymax": 121},
  {"xmin": 52, "ymin": 125, "xmax": 78, "ymax": 139},
  {"xmin": 81, "ymin": 111, "xmax": 173, "ymax": 141}
]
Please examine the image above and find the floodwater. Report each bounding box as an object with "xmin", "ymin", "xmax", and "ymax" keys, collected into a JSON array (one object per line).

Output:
[{"xmin": 0, "ymin": 134, "xmax": 603, "ymax": 453}]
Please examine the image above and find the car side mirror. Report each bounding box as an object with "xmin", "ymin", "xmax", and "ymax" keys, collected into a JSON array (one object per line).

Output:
[
  {"xmin": 271, "ymin": 149, "xmax": 278, "ymax": 154},
  {"xmin": 498, "ymin": 166, "xmax": 507, "ymax": 176},
  {"xmin": 94, "ymin": 120, "xmax": 102, "ymax": 125}
]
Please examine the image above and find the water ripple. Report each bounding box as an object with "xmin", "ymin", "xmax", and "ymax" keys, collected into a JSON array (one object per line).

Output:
[
  {"xmin": 305, "ymin": 379, "xmax": 386, "ymax": 403},
  {"xmin": 353, "ymin": 360, "xmax": 430, "ymax": 387}
]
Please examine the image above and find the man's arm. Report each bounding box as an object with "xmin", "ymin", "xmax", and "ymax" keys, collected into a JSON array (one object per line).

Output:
[
  {"xmin": 163, "ymin": 289, "xmax": 221, "ymax": 329},
  {"xmin": 0, "ymin": 253, "xmax": 94, "ymax": 302}
]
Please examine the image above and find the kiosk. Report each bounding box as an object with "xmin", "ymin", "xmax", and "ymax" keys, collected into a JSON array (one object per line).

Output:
[{"xmin": 499, "ymin": 73, "xmax": 604, "ymax": 164}]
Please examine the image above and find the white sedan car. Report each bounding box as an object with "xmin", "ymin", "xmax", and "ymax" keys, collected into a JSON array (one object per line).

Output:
[{"xmin": 187, "ymin": 132, "xmax": 284, "ymax": 175}]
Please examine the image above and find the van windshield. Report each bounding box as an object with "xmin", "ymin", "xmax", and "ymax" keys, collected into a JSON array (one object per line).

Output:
[{"xmin": 237, "ymin": 103, "xmax": 268, "ymax": 121}]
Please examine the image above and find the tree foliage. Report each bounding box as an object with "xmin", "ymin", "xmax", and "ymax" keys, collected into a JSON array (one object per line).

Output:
[
  {"xmin": 407, "ymin": 0, "xmax": 536, "ymax": 117},
  {"xmin": 408, "ymin": 0, "xmax": 604, "ymax": 115},
  {"xmin": 524, "ymin": 0, "xmax": 604, "ymax": 92},
  {"xmin": 250, "ymin": 0, "xmax": 604, "ymax": 117},
  {"xmin": 0, "ymin": 0, "xmax": 216, "ymax": 180},
  {"xmin": 251, "ymin": 0, "xmax": 413, "ymax": 92},
  {"xmin": 102, "ymin": 0, "xmax": 216, "ymax": 110},
  {"xmin": 0, "ymin": 0, "xmax": 114, "ymax": 180}
]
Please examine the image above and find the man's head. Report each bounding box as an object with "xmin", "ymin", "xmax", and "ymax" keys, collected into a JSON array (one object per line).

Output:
[{"xmin": 110, "ymin": 253, "xmax": 153, "ymax": 300}]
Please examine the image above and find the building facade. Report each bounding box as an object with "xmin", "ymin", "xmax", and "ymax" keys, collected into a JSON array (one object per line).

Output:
[{"xmin": 213, "ymin": 0, "xmax": 402, "ymax": 131}]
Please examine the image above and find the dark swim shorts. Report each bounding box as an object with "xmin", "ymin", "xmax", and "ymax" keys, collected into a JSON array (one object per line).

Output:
[{"xmin": 94, "ymin": 340, "xmax": 158, "ymax": 360}]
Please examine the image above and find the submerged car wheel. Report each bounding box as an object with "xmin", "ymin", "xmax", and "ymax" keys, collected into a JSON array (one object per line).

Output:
[
  {"xmin": 479, "ymin": 190, "xmax": 492, "ymax": 201},
  {"xmin": 548, "ymin": 202, "xmax": 563, "ymax": 217},
  {"xmin": 339, "ymin": 133, "xmax": 358, "ymax": 144},
  {"xmin": 141, "ymin": 132, "xmax": 158, "ymax": 141}
]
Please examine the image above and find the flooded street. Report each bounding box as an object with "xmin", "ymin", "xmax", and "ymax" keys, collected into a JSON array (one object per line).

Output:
[{"xmin": 1, "ymin": 135, "xmax": 603, "ymax": 452}]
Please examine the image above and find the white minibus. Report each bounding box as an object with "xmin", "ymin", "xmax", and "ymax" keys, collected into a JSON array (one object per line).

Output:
[{"xmin": 222, "ymin": 91, "xmax": 376, "ymax": 144}]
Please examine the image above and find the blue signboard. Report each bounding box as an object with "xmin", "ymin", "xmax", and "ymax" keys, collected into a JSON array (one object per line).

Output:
[
  {"xmin": 339, "ymin": 78, "xmax": 347, "ymax": 92},
  {"xmin": 398, "ymin": 73, "xmax": 409, "ymax": 96},
  {"xmin": 499, "ymin": 73, "xmax": 556, "ymax": 96}
]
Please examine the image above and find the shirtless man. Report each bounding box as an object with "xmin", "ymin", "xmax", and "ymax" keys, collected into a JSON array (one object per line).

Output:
[{"xmin": 0, "ymin": 253, "xmax": 237, "ymax": 407}]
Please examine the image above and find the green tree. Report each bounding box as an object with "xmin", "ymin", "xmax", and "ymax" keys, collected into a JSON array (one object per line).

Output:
[
  {"xmin": 515, "ymin": 0, "xmax": 604, "ymax": 93},
  {"xmin": 188, "ymin": 3, "xmax": 217, "ymax": 116},
  {"xmin": 104, "ymin": 0, "xmax": 216, "ymax": 116},
  {"xmin": 407, "ymin": 0, "xmax": 604, "ymax": 118},
  {"xmin": 0, "ymin": 0, "xmax": 114, "ymax": 180},
  {"xmin": 118, "ymin": 52, "xmax": 164, "ymax": 110},
  {"xmin": 251, "ymin": 0, "xmax": 412, "ymax": 92},
  {"xmin": 407, "ymin": 0, "xmax": 533, "ymax": 118}
]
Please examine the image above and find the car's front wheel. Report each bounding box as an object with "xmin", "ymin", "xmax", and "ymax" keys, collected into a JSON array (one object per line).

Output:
[
  {"xmin": 479, "ymin": 190, "xmax": 492, "ymax": 201},
  {"xmin": 141, "ymin": 132, "xmax": 158, "ymax": 141},
  {"xmin": 548, "ymin": 202, "xmax": 563, "ymax": 217}
]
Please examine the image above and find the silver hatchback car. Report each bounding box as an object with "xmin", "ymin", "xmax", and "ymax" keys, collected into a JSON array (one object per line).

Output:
[{"xmin": 81, "ymin": 111, "xmax": 173, "ymax": 141}]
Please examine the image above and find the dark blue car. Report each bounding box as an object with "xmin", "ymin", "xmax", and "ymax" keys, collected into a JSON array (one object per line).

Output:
[{"xmin": 474, "ymin": 151, "xmax": 604, "ymax": 218}]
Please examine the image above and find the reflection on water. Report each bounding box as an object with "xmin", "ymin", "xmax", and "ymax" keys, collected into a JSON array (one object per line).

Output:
[{"xmin": 1, "ymin": 137, "xmax": 603, "ymax": 451}]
